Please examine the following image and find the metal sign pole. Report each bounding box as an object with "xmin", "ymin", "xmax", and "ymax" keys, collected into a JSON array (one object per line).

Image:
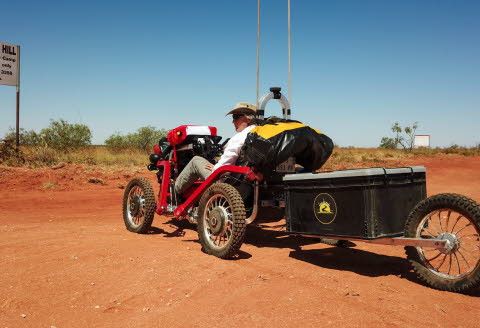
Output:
[{"xmin": 15, "ymin": 45, "xmax": 20, "ymax": 151}]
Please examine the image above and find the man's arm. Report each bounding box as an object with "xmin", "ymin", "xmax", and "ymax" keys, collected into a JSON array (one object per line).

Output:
[
  {"xmin": 212, "ymin": 134, "xmax": 244, "ymax": 171},
  {"xmin": 212, "ymin": 125, "xmax": 255, "ymax": 171}
]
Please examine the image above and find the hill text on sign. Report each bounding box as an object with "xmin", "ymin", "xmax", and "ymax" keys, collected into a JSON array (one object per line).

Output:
[{"xmin": 0, "ymin": 42, "xmax": 19, "ymax": 86}]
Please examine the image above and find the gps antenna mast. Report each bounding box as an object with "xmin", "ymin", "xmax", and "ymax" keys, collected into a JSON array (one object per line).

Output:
[
  {"xmin": 255, "ymin": 0, "xmax": 292, "ymax": 108},
  {"xmin": 256, "ymin": 0, "xmax": 261, "ymax": 108},
  {"xmin": 287, "ymin": 0, "xmax": 291, "ymax": 105}
]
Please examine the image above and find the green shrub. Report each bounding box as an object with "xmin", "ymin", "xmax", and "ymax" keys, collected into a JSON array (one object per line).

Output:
[
  {"xmin": 0, "ymin": 138, "xmax": 25, "ymax": 166},
  {"xmin": 29, "ymin": 146, "xmax": 59, "ymax": 166},
  {"xmin": 105, "ymin": 126, "xmax": 167, "ymax": 151},
  {"xmin": 380, "ymin": 122, "xmax": 418, "ymax": 150},
  {"xmin": 379, "ymin": 137, "xmax": 397, "ymax": 149},
  {"xmin": 3, "ymin": 128, "xmax": 42, "ymax": 146},
  {"xmin": 104, "ymin": 133, "xmax": 128, "ymax": 149},
  {"xmin": 41, "ymin": 119, "xmax": 92, "ymax": 150}
]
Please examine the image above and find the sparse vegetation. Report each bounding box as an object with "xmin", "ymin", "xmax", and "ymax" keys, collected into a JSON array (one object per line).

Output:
[
  {"xmin": 105, "ymin": 126, "xmax": 167, "ymax": 151},
  {"xmin": 3, "ymin": 127, "xmax": 42, "ymax": 146},
  {"xmin": 42, "ymin": 181, "xmax": 57, "ymax": 190},
  {"xmin": 0, "ymin": 138, "xmax": 25, "ymax": 166},
  {"xmin": 2, "ymin": 143, "xmax": 479, "ymax": 169},
  {"xmin": 380, "ymin": 122, "xmax": 418, "ymax": 150},
  {"xmin": 3, "ymin": 119, "xmax": 92, "ymax": 150},
  {"xmin": 2, "ymin": 121, "xmax": 479, "ymax": 169},
  {"xmin": 3, "ymin": 146, "xmax": 147, "ymax": 167},
  {"xmin": 321, "ymin": 146, "xmax": 480, "ymax": 171},
  {"xmin": 1, "ymin": 121, "xmax": 162, "ymax": 167}
]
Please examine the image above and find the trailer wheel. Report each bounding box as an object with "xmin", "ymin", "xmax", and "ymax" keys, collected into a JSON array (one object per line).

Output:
[
  {"xmin": 197, "ymin": 183, "xmax": 247, "ymax": 259},
  {"xmin": 122, "ymin": 177, "xmax": 156, "ymax": 233},
  {"xmin": 404, "ymin": 193, "xmax": 480, "ymax": 292}
]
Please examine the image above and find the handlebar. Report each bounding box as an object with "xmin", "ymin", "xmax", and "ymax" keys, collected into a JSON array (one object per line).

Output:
[{"xmin": 257, "ymin": 87, "xmax": 291, "ymax": 120}]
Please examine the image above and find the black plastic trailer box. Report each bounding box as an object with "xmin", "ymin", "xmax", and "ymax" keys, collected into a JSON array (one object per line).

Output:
[{"xmin": 283, "ymin": 166, "xmax": 427, "ymax": 239}]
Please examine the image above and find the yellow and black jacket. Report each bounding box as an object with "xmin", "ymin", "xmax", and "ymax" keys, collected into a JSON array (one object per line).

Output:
[{"xmin": 240, "ymin": 117, "xmax": 333, "ymax": 174}]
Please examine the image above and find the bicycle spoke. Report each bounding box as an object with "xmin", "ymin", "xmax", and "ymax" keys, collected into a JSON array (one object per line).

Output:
[
  {"xmin": 423, "ymin": 227, "xmax": 438, "ymax": 238},
  {"xmin": 452, "ymin": 252, "xmax": 461, "ymax": 276},
  {"xmin": 457, "ymin": 232, "xmax": 479, "ymax": 238},
  {"xmin": 457, "ymin": 249, "xmax": 471, "ymax": 269},
  {"xmin": 447, "ymin": 254, "xmax": 453, "ymax": 275},
  {"xmin": 426, "ymin": 251, "xmax": 444, "ymax": 262},
  {"xmin": 435, "ymin": 254, "xmax": 448, "ymax": 271},
  {"xmin": 445, "ymin": 210, "xmax": 452, "ymax": 232},
  {"xmin": 438, "ymin": 211, "xmax": 444, "ymax": 232},
  {"xmin": 455, "ymin": 223, "xmax": 472, "ymax": 235},
  {"xmin": 426, "ymin": 218, "xmax": 443, "ymax": 237},
  {"xmin": 450, "ymin": 215, "xmax": 463, "ymax": 233},
  {"xmin": 458, "ymin": 246, "xmax": 479, "ymax": 255}
]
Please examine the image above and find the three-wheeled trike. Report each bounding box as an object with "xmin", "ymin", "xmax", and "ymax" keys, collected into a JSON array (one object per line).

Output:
[{"xmin": 122, "ymin": 88, "xmax": 480, "ymax": 293}]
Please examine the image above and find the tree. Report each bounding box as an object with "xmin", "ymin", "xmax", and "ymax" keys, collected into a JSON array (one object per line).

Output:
[
  {"xmin": 2, "ymin": 120, "xmax": 91, "ymax": 150},
  {"xmin": 105, "ymin": 126, "xmax": 167, "ymax": 151},
  {"xmin": 104, "ymin": 133, "xmax": 129, "ymax": 149},
  {"xmin": 3, "ymin": 128, "xmax": 42, "ymax": 146},
  {"xmin": 40, "ymin": 119, "xmax": 92, "ymax": 150},
  {"xmin": 402, "ymin": 122, "xmax": 419, "ymax": 150},
  {"xmin": 379, "ymin": 122, "xmax": 419, "ymax": 151},
  {"xmin": 379, "ymin": 137, "xmax": 397, "ymax": 149}
]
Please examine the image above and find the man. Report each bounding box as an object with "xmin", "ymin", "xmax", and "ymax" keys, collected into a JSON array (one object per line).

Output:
[{"xmin": 174, "ymin": 102, "xmax": 257, "ymax": 195}]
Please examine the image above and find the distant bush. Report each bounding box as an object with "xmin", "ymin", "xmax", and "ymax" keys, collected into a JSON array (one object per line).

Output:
[
  {"xmin": 380, "ymin": 122, "xmax": 418, "ymax": 151},
  {"xmin": 379, "ymin": 137, "xmax": 397, "ymax": 149},
  {"xmin": 3, "ymin": 127, "xmax": 42, "ymax": 146},
  {"xmin": 105, "ymin": 126, "xmax": 167, "ymax": 151},
  {"xmin": 3, "ymin": 119, "xmax": 92, "ymax": 150},
  {"xmin": 41, "ymin": 119, "xmax": 92, "ymax": 150},
  {"xmin": 442, "ymin": 144, "xmax": 480, "ymax": 156},
  {"xmin": 0, "ymin": 138, "xmax": 25, "ymax": 165}
]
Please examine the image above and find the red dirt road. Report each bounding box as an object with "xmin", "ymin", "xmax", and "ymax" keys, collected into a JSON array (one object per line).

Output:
[{"xmin": 1, "ymin": 156, "xmax": 479, "ymax": 328}]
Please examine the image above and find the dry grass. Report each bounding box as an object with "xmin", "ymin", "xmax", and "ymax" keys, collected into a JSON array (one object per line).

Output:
[
  {"xmin": 41, "ymin": 181, "xmax": 57, "ymax": 190},
  {"xmin": 4, "ymin": 146, "xmax": 148, "ymax": 167},
  {"xmin": 322, "ymin": 146, "xmax": 480, "ymax": 171},
  {"xmin": 322, "ymin": 148, "xmax": 409, "ymax": 170},
  {"xmin": 1, "ymin": 144, "xmax": 479, "ymax": 169}
]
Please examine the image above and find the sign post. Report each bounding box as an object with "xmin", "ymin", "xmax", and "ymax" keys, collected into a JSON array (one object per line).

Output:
[{"xmin": 0, "ymin": 41, "xmax": 21, "ymax": 150}]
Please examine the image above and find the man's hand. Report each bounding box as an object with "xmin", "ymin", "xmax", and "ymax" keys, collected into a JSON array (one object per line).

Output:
[{"xmin": 205, "ymin": 163, "xmax": 214, "ymax": 171}]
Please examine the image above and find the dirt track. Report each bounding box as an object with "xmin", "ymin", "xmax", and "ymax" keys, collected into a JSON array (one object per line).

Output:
[{"xmin": 1, "ymin": 156, "xmax": 479, "ymax": 327}]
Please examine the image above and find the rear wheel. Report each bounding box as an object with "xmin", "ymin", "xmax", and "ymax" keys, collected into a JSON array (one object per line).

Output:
[
  {"xmin": 197, "ymin": 183, "xmax": 247, "ymax": 259},
  {"xmin": 405, "ymin": 193, "xmax": 480, "ymax": 292},
  {"xmin": 122, "ymin": 177, "xmax": 156, "ymax": 233}
]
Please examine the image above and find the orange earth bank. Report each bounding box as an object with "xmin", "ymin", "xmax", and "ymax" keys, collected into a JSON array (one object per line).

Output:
[{"xmin": 1, "ymin": 156, "xmax": 479, "ymax": 327}]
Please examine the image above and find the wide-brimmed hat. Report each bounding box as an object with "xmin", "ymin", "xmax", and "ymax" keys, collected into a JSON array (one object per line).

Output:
[{"xmin": 226, "ymin": 102, "xmax": 257, "ymax": 116}]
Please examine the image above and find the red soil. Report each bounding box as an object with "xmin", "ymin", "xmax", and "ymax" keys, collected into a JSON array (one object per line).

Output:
[{"xmin": 1, "ymin": 156, "xmax": 479, "ymax": 327}]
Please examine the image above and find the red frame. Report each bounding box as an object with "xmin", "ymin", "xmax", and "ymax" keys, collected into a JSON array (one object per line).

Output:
[
  {"xmin": 155, "ymin": 160, "xmax": 172, "ymax": 215},
  {"xmin": 174, "ymin": 165, "xmax": 254, "ymax": 217},
  {"xmin": 154, "ymin": 148, "xmax": 256, "ymax": 218}
]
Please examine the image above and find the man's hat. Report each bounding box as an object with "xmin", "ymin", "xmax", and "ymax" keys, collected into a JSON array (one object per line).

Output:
[{"xmin": 226, "ymin": 102, "xmax": 257, "ymax": 116}]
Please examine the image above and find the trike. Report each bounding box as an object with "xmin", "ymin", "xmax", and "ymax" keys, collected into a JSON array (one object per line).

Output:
[{"xmin": 122, "ymin": 88, "xmax": 480, "ymax": 293}]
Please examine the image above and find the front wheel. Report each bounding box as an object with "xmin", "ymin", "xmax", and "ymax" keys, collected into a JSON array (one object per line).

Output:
[
  {"xmin": 197, "ymin": 183, "xmax": 247, "ymax": 259},
  {"xmin": 404, "ymin": 193, "xmax": 480, "ymax": 293},
  {"xmin": 122, "ymin": 177, "xmax": 156, "ymax": 233}
]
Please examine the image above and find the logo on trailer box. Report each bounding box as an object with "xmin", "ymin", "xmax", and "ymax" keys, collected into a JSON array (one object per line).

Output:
[{"xmin": 313, "ymin": 193, "xmax": 337, "ymax": 224}]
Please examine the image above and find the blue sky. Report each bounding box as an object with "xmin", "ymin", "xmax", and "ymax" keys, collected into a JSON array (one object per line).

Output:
[{"xmin": 0, "ymin": 0, "xmax": 479, "ymax": 147}]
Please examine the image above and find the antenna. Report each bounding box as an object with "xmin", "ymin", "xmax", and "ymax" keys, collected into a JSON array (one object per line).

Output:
[{"xmin": 255, "ymin": 0, "xmax": 292, "ymax": 108}]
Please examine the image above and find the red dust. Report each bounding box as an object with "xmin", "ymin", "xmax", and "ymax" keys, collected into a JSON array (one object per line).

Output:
[{"xmin": 1, "ymin": 156, "xmax": 479, "ymax": 327}]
